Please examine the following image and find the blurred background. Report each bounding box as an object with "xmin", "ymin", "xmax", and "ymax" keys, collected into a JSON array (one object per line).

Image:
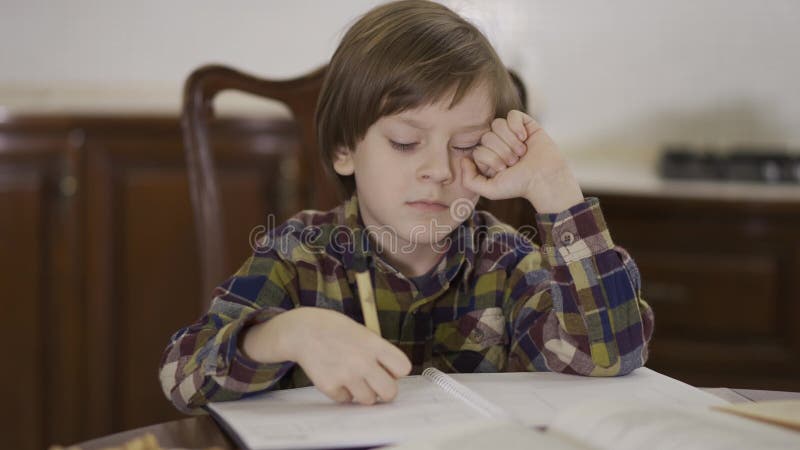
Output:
[
  {"xmin": 1, "ymin": 1, "xmax": 798, "ymax": 448},
  {"xmin": 3, "ymin": 0, "xmax": 800, "ymax": 164}
]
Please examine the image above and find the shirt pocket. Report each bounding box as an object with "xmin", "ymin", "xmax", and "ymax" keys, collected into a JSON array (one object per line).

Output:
[{"xmin": 433, "ymin": 307, "xmax": 508, "ymax": 363}]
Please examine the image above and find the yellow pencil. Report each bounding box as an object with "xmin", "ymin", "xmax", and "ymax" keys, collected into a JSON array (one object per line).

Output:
[{"xmin": 355, "ymin": 270, "xmax": 381, "ymax": 336}]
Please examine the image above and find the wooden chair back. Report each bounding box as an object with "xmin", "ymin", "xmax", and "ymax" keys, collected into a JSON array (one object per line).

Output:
[{"xmin": 181, "ymin": 65, "xmax": 534, "ymax": 300}]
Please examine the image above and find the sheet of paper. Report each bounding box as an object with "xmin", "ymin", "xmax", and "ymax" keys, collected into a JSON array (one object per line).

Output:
[
  {"xmin": 448, "ymin": 367, "xmax": 728, "ymax": 427},
  {"xmin": 549, "ymin": 400, "xmax": 800, "ymax": 450},
  {"xmin": 209, "ymin": 367, "xmax": 735, "ymax": 449},
  {"xmin": 382, "ymin": 419, "xmax": 590, "ymax": 450},
  {"xmin": 208, "ymin": 375, "xmax": 486, "ymax": 450}
]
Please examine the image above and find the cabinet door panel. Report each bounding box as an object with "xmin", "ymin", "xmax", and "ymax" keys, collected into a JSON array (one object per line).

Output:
[
  {"xmin": 0, "ymin": 172, "xmax": 45, "ymax": 450},
  {"xmin": 83, "ymin": 122, "xmax": 293, "ymax": 435},
  {"xmin": 634, "ymin": 250, "xmax": 778, "ymax": 336},
  {"xmin": 0, "ymin": 129, "xmax": 82, "ymax": 450}
]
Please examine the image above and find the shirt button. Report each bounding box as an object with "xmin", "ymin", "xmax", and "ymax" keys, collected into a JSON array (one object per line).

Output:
[{"xmin": 560, "ymin": 231, "xmax": 575, "ymax": 245}]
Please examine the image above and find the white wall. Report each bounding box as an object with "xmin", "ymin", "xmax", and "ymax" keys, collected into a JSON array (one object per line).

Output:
[{"xmin": 1, "ymin": 0, "xmax": 798, "ymax": 163}]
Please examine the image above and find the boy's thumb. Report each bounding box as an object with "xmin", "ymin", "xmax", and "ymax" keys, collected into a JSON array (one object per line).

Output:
[{"xmin": 461, "ymin": 158, "xmax": 491, "ymax": 198}]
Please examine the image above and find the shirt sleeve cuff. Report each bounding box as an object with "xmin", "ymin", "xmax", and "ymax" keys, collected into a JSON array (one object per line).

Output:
[
  {"xmin": 535, "ymin": 197, "xmax": 615, "ymax": 266},
  {"xmin": 207, "ymin": 308, "xmax": 295, "ymax": 382}
]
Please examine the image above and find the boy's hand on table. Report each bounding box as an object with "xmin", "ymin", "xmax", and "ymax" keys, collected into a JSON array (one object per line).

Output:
[
  {"xmin": 461, "ymin": 109, "xmax": 584, "ymax": 214},
  {"xmin": 241, "ymin": 307, "xmax": 412, "ymax": 405}
]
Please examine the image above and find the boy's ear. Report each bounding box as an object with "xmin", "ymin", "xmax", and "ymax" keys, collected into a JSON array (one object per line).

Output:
[{"xmin": 332, "ymin": 146, "xmax": 355, "ymax": 176}]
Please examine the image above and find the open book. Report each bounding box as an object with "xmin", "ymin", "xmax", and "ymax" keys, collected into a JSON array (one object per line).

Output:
[
  {"xmin": 207, "ymin": 368, "xmax": 800, "ymax": 450},
  {"xmin": 384, "ymin": 402, "xmax": 800, "ymax": 450}
]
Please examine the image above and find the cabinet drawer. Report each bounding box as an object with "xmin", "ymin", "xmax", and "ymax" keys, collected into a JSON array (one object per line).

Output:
[{"xmin": 633, "ymin": 250, "xmax": 778, "ymax": 337}]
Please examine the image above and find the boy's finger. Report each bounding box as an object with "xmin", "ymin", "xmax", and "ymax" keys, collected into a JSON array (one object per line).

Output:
[
  {"xmin": 524, "ymin": 116, "xmax": 542, "ymax": 137},
  {"xmin": 476, "ymin": 160, "xmax": 496, "ymax": 178},
  {"xmin": 490, "ymin": 118, "xmax": 526, "ymax": 157},
  {"xmin": 507, "ymin": 110, "xmax": 527, "ymax": 143},
  {"xmin": 329, "ymin": 386, "xmax": 353, "ymax": 404},
  {"xmin": 365, "ymin": 365, "xmax": 399, "ymax": 402},
  {"xmin": 460, "ymin": 158, "xmax": 494, "ymax": 199},
  {"xmin": 348, "ymin": 378, "xmax": 378, "ymax": 405},
  {"xmin": 377, "ymin": 345, "xmax": 412, "ymax": 378},
  {"xmin": 491, "ymin": 119, "xmax": 526, "ymax": 157},
  {"xmin": 479, "ymin": 134, "xmax": 516, "ymax": 168}
]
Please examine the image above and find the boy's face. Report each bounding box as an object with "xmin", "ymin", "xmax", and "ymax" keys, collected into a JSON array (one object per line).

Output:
[{"xmin": 333, "ymin": 83, "xmax": 492, "ymax": 247}]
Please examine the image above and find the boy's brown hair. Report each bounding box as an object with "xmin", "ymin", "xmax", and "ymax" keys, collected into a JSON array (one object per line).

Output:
[{"xmin": 315, "ymin": 0, "xmax": 523, "ymax": 197}]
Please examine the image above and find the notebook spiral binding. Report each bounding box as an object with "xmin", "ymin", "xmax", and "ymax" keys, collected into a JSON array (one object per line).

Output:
[{"xmin": 422, "ymin": 367, "xmax": 516, "ymax": 421}]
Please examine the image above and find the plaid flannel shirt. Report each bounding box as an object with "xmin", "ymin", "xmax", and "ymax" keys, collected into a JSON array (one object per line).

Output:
[{"xmin": 159, "ymin": 194, "xmax": 654, "ymax": 413}]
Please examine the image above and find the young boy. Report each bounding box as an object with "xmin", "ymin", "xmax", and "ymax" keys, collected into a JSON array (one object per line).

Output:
[{"xmin": 160, "ymin": 0, "xmax": 653, "ymax": 413}]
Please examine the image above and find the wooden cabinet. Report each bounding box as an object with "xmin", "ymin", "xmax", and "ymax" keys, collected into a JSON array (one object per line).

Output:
[
  {"xmin": 0, "ymin": 125, "xmax": 84, "ymax": 450},
  {"xmin": 587, "ymin": 194, "xmax": 800, "ymax": 391},
  {"xmin": 1, "ymin": 116, "xmax": 798, "ymax": 448},
  {"xmin": 0, "ymin": 117, "xmax": 300, "ymax": 449}
]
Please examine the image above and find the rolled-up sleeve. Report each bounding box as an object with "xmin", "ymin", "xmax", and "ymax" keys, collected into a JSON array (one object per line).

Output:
[
  {"xmin": 158, "ymin": 252, "xmax": 299, "ymax": 413},
  {"xmin": 504, "ymin": 197, "xmax": 654, "ymax": 376}
]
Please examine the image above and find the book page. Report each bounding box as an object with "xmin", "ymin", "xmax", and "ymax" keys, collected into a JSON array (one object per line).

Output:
[
  {"xmin": 382, "ymin": 419, "xmax": 592, "ymax": 450},
  {"xmin": 448, "ymin": 367, "xmax": 727, "ymax": 427},
  {"xmin": 207, "ymin": 375, "xmax": 487, "ymax": 450},
  {"xmin": 548, "ymin": 401, "xmax": 800, "ymax": 450}
]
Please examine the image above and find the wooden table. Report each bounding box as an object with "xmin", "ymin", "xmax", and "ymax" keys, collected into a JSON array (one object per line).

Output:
[{"xmin": 75, "ymin": 389, "xmax": 800, "ymax": 450}]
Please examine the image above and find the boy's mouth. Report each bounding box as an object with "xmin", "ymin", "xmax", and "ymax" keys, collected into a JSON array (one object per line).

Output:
[{"xmin": 406, "ymin": 200, "xmax": 448, "ymax": 212}]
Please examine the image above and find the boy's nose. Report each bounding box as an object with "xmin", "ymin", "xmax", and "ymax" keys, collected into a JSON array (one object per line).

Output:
[{"xmin": 417, "ymin": 149, "xmax": 454, "ymax": 184}]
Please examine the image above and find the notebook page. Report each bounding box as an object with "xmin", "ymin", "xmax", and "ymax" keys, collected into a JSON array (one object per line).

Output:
[
  {"xmin": 423, "ymin": 368, "xmax": 514, "ymax": 421},
  {"xmin": 207, "ymin": 375, "xmax": 486, "ymax": 450},
  {"xmin": 382, "ymin": 419, "xmax": 591, "ymax": 450},
  {"xmin": 549, "ymin": 401, "xmax": 800, "ymax": 450},
  {"xmin": 448, "ymin": 367, "xmax": 727, "ymax": 427}
]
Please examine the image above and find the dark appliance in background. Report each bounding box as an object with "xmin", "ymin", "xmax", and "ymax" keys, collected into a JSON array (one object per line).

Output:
[{"xmin": 659, "ymin": 145, "xmax": 800, "ymax": 184}]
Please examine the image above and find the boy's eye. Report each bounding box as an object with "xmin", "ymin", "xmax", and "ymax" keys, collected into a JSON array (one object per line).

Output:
[
  {"xmin": 389, "ymin": 140, "xmax": 417, "ymax": 152},
  {"xmin": 453, "ymin": 144, "xmax": 478, "ymax": 152},
  {"xmin": 389, "ymin": 140, "xmax": 478, "ymax": 152}
]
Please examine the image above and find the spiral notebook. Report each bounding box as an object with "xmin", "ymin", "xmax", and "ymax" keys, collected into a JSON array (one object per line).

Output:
[{"xmin": 206, "ymin": 367, "xmax": 731, "ymax": 450}]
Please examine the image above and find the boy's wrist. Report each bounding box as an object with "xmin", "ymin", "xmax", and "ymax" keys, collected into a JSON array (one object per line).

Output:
[
  {"xmin": 241, "ymin": 310, "xmax": 298, "ymax": 364},
  {"xmin": 524, "ymin": 168, "xmax": 584, "ymax": 214}
]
